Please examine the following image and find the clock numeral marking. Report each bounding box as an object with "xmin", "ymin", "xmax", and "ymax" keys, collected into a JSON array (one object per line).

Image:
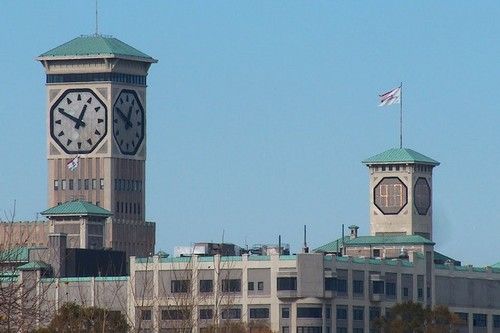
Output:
[
  {"xmin": 95, "ymin": 106, "xmax": 100, "ymax": 112},
  {"xmin": 77, "ymin": 142, "xmax": 82, "ymax": 149},
  {"xmin": 132, "ymin": 140, "xmax": 135, "ymax": 147},
  {"xmin": 131, "ymin": 99, "xmax": 135, "ymax": 106},
  {"xmin": 58, "ymin": 131, "xmax": 64, "ymax": 137},
  {"xmin": 135, "ymin": 132, "xmax": 140, "ymax": 138},
  {"xmin": 87, "ymin": 97, "xmax": 92, "ymax": 104},
  {"xmin": 120, "ymin": 98, "xmax": 124, "ymax": 104},
  {"xmin": 126, "ymin": 95, "xmax": 129, "ymax": 102},
  {"xmin": 87, "ymin": 139, "xmax": 93, "ymax": 145},
  {"xmin": 136, "ymin": 109, "xmax": 140, "ymax": 115},
  {"xmin": 58, "ymin": 108, "xmax": 65, "ymax": 112},
  {"xmin": 113, "ymin": 119, "xmax": 118, "ymax": 124},
  {"xmin": 66, "ymin": 98, "xmax": 72, "ymax": 104},
  {"xmin": 126, "ymin": 143, "xmax": 130, "ymax": 150},
  {"xmin": 55, "ymin": 120, "xmax": 62, "ymax": 125},
  {"xmin": 66, "ymin": 139, "xmax": 72, "ymax": 146},
  {"xmin": 95, "ymin": 130, "xmax": 101, "ymax": 136},
  {"xmin": 120, "ymin": 139, "xmax": 124, "ymax": 146},
  {"xmin": 77, "ymin": 94, "xmax": 82, "ymax": 101},
  {"xmin": 97, "ymin": 119, "xmax": 104, "ymax": 123},
  {"xmin": 115, "ymin": 130, "xmax": 120, "ymax": 136},
  {"xmin": 137, "ymin": 121, "xmax": 142, "ymax": 126}
]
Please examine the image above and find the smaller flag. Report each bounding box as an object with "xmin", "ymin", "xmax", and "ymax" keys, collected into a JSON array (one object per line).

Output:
[
  {"xmin": 379, "ymin": 86, "xmax": 401, "ymax": 106},
  {"xmin": 67, "ymin": 156, "xmax": 79, "ymax": 171}
]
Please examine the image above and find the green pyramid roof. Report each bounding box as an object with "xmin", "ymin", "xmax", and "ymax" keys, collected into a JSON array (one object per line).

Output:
[
  {"xmin": 362, "ymin": 148, "xmax": 440, "ymax": 166},
  {"xmin": 41, "ymin": 200, "xmax": 112, "ymax": 218},
  {"xmin": 38, "ymin": 35, "xmax": 157, "ymax": 62},
  {"xmin": 491, "ymin": 262, "xmax": 500, "ymax": 268}
]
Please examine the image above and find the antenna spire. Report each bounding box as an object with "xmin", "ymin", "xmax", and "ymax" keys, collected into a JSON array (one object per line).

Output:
[{"xmin": 95, "ymin": 0, "xmax": 99, "ymax": 35}]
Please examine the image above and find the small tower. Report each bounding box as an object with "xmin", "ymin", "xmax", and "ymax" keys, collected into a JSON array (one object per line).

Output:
[{"xmin": 362, "ymin": 148, "xmax": 439, "ymax": 240}]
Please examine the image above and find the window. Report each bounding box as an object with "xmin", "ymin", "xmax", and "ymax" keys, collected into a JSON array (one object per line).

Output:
[
  {"xmin": 473, "ymin": 313, "xmax": 487, "ymax": 327},
  {"xmin": 141, "ymin": 309, "xmax": 151, "ymax": 321},
  {"xmin": 336, "ymin": 306, "xmax": 347, "ymax": 320},
  {"xmin": 221, "ymin": 279, "xmax": 241, "ymax": 292},
  {"xmin": 281, "ymin": 307, "xmax": 290, "ymax": 319},
  {"xmin": 199, "ymin": 279, "xmax": 213, "ymax": 293},
  {"xmin": 493, "ymin": 315, "xmax": 500, "ymax": 328},
  {"xmin": 353, "ymin": 280, "xmax": 364, "ymax": 294},
  {"xmin": 326, "ymin": 306, "xmax": 331, "ymax": 319},
  {"xmin": 277, "ymin": 277, "xmax": 297, "ymax": 291},
  {"xmin": 418, "ymin": 288, "xmax": 423, "ymax": 299},
  {"xmin": 386, "ymin": 282, "xmax": 396, "ymax": 297},
  {"xmin": 171, "ymin": 280, "xmax": 189, "ymax": 293},
  {"xmin": 161, "ymin": 309, "xmax": 190, "ymax": 320},
  {"xmin": 369, "ymin": 307, "xmax": 381, "ymax": 320},
  {"xmin": 84, "ymin": 179, "xmax": 89, "ymax": 190},
  {"xmin": 249, "ymin": 308, "xmax": 269, "ymax": 319},
  {"xmin": 61, "ymin": 179, "xmax": 66, "ymax": 190},
  {"xmin": 353, "ymin": 329, "xmax": 364, "ymax": 333},
  {"xmin": 297, "ymin": 328, "xmax": 322, "ymax": 333},
  {"xmin": 403, "ymin": 287, "xmax": 409, "ymax": 297},
  {"xmin": 337, "ymin": 278, "xmax": 347, "ymax": 293},
  {"xmin": 373, "ymin": 249, "xmax": 380, "ymax": 257},
  {"xmin": 336, "ymin": 328, "xmax": 347, "ymax": 333},
  {"xmin": 221, "ymin": 308, "xmax": 241, "ymax": 319},
  {"xmin": 248, "ymin": 282, "xmax": 254, "ymax": 291},
  {"xmin": 69, "ymin": 179, "xmax": 74, "ymax": 190},
  {"xmin": 373, "ymin": 281, "xmax": 384, "ymax": 294},
  {"xmin": 100, "ymin": 178, "xmax": 104, "ymax": 189},
  {"xmin": 325, "ymin": 277, "xmax": 337, "ymax": 291},
  {"xmin": 199, "ymin": 308, "xmax": 213, "ymax": 320},
  {"xmin": 78, "ymin": 179, "xmax": 82, "ymax": 190},
  {"xmin": 54, "ymin": 180, "xmax": 59, "ymax": 190},
  {"xmin": 46, "ymin": 72, "xmax": 147, "ymax": 85},
  {"xmin": 353, "ymin": 307, "xmax": 364, "ymax": 321},
  {"xmin": 282, "ymin": 327, "xmax": 289, "ymax": 333},
  {"xmin": 456, "ymin": 312, "xmax": 468, "ymax": 325},
  {"xmin": 258, "ymin": 281, "xmax": 264, "ymax": 291},
  {"xmin": 297, "ymin": 307, "xmax": 322, "ymax": 318},
  {"xmin": 92, "ymin": 179, "xmax": 97, "ymax": 190}
]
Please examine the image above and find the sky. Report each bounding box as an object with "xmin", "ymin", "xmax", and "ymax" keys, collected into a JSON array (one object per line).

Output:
[{"xmin": 0, "ymin": 1, "xmax": 499, "ymax": 266}]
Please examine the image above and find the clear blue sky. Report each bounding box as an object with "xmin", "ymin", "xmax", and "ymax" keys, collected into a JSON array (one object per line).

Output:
[{"xmin": 1, "ymin": 1, "xmax": 499, "ymax": 266}]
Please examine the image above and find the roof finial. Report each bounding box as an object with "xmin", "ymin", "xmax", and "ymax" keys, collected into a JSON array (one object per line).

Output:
[{"xmin": 95, "ymin": 0, "xmax": 99, "ymax": 36}]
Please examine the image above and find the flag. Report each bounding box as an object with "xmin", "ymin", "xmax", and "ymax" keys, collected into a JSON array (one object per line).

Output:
[
  {"xmin": 67, "ymin": 156, "xmax": 79, "ymax": 171},
  {"xmin": 379, "ymin": 86, "xmax": 401, "ymax": 106}
]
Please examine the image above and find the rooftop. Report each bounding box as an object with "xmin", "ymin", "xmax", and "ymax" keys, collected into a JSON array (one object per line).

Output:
[
  {"xmin": 38, "ymin": 35, "xmax": 157, "ymax": 63},
  {"xmin": 362, "ymin": 148, "xmax": 440, "ymax": 166},
  {"xmin": 41, "ymin": 200, "xmax": 112, "ymax": 218},
  {"xmin": 315, "ymin": 235, "xmax": 435, "ymax": 253}
]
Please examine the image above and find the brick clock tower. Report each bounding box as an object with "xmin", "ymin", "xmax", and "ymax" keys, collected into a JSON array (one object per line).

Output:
[
  {"xmin": 363, "ymin": 148, "xmax": 439, "ymax": 240},
  {"xmin": 37, "ymin": 35, "xmax": 157, "ymax": 257}
]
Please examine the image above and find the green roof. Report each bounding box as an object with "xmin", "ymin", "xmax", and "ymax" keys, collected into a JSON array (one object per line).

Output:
[
  {"xmin": 315, "ymin": 235, "xmax": 434, "ymax": 253},
  {"xmin": 491, "ymin": 262, "xmax": 500, "ymax": 268},
  {"xmin": 38, "ymin": 35, "xmax": 156, "ymax": 62},
  {"xmin": 41, "ymin": 200, "xmax": 112, "ymax": 217},
  {"xmin": 0, "ymin": 247, "xmax": 29, "ymax": 262},
  {"xmin": 17, "ymin": 261, "xmax": 51, "ymax": 271},
  {"xmin": 362, "ymin": 148, "xmax": 440, "ymax": 166}
]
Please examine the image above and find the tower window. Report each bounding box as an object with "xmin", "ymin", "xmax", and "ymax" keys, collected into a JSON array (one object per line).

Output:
[
  {"xmin": 61, "ymin": 179, "xmax": 66, "ymax": 190},
  {"xmin": 100, "ymin": 178, "xmax": 104, "ymax": 190},
  {"xmin": 92, "ymin": 179, "xmax": 97, "ymax": 190},
  {"xmin": 69, "ymin": 179, "xmax": 74, "ymax": 190},
  {"xmin": 84, "ymin": 179, "xmax": 90, "ymax": 190},
  {"xmin": 78, "ymin": 179, "xmax": 82, "ymax": 190},
  {"xmin": 54, "ymin": 180, "xmax": 59, "ymax": 190}
]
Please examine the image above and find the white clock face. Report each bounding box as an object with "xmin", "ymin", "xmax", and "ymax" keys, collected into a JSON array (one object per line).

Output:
[
  {"xmin": 50, "ymin": 89, "xmax": 107, "ymax": 154},
  {"xmin": 113, "ymin": 90, "xmax": 145, "ymax": 155}
]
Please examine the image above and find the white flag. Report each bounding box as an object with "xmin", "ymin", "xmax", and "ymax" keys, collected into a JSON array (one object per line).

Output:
[
  {"xmin": 67, "ymin": 156, "xmax": 79, "ymax": 171},
  {"xmin": 379, "ymin": 86, "xmax": 401, "ymax": 106}
]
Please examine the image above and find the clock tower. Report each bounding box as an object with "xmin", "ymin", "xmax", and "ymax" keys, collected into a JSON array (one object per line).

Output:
[
  {"xmin": 37, "ymin": 35, "xmax": 157, "ymax": 257},
  {"xmin": 362, "ymin": 148, "xmax": 439, "ymax": 240}
]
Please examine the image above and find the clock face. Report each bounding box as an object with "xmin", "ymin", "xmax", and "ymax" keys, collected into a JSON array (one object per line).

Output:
[
  {"xmin": 50, "ymin": 89, "xmax": 107, "ymax": 154},
  {"xmin": 374, "ymin": 177, "xmax": 408, "ymax": 215},
  {"xmin": 414, "ymin": 177, "xmax": 431, "ymax": 215},
  {"xmin": 113, "ymin": 90, "xmax": 145, "ymax": 155}
]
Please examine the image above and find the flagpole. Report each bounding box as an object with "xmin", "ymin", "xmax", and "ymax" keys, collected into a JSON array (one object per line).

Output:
[{"xmin": 399, "ymin": 82, "xmax": 403, "ymax": 149}]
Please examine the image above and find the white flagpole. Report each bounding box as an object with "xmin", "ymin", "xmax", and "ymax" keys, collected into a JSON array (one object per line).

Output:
[{"xmin": 399, "ymin": 82, "xmax": 403, "ymax": 149}]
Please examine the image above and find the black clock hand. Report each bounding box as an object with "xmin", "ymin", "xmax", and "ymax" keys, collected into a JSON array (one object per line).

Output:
[
  {"xmin": 58, "ymin": 108, "xmax": 86, "ymax": 128},
  {"xmin": 116, "ymin": 107, "xmax": 133, "ymax": 129},
  {"xmin": 126, "ymin": 106, "xmax": 133, "ymax": 128},
  {"xmin": 74, "ymin": 104, "xmax": 87, "ymax": 129}
]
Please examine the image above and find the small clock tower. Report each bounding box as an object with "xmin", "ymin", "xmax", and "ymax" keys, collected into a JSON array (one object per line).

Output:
[
  {"xmin": 37, "ymin": 35, "xmax": 157, "ymax": 257},
  {"xmin": 362, "ymin": 148, "xmax": 439, "ymax": 240}
]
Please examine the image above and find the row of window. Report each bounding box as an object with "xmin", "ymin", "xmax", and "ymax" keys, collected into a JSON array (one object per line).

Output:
[
  {"xmin": 141, "ymin": 307, "xmax": 270, "ymax": 321},
  {"xmin": 325, "ymin": 277, "xmax": 423, "ymax": 299},
  {"xmin": 374, "ymin": 164, "xmax": 432, "ymax": 173},
  {"xmin": 47, "ymin": 72, "xmax": 147, "ymax": 85},
  {"xmin": 115, "ymin": 201, "xmax": 141, "ymax": 215},
  {"xmin": 54, "ymin": 178, "xmax": 104, "ymax": 191},
  {"xmin": 114, "ymin": 178, "xmax": 143, "ymax": 192},
  {"xmin": 457, "ymin": 312, "xmax": 500, "ymax": 328},
  {"xmin": 170, "ymin": 279, "xmax": 265, "ymax": 293}
]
